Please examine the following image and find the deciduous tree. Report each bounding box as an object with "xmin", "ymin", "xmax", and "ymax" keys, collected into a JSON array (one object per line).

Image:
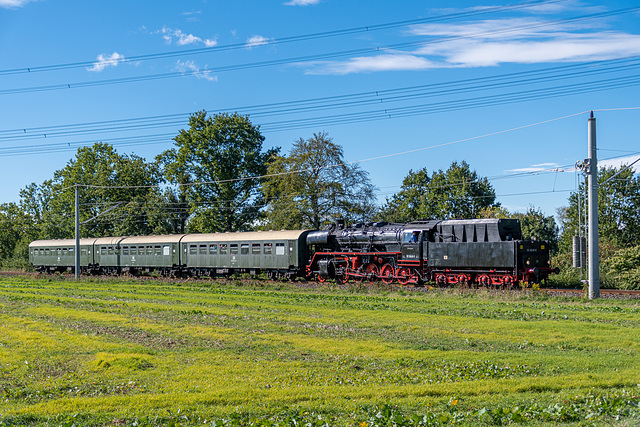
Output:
[
  {"xmin": 158, "ymin": 111, "xmax": 278, "ymax": 232},
  {"xmin": 380, "ymin": 161, "xmax": 498, "ymax": 221},
  {"xmin": 262, "ymin": 132, "xmax": 376, "ymax": 229},
  {"xmin": 21, "ymin": 142, "xmax": 163, "ymax": 239}
]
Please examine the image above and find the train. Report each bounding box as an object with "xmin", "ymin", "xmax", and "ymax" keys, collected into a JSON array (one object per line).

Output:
[{"xmin": 28, "ymin": 218, "xmax": 559, "ymax": 286}]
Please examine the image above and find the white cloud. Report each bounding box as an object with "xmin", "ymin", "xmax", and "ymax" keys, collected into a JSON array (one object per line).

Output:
[
  {"xmin": 308, "ymin": 54, "xmax": 437, "ymax": 75},
  {"xmin": 175, "ymin": 60, "xmax": 217, "ymax": 82},
  {"xmin": 284, "ymin": 0, "xmax": 320, "ymax": 5},
  {"xmin": 0, "ymin": 0, "xmax": 34, "ymax": 8},
  {"xmin": 599, "ymin": 155, "xmax": 640, "ymax": 173},
  {"xmin": 160, "ymin": 27, "xmax": 217, "ymax": 47},
  {"xmin": 245, "ymin": 35, "xmax": 272, "ymax": 49},
  {"xmin": 303, "ymin": 12, "xmax": 640, "ymax": 74},
  {"xmin": 506, "ymin": 163, "xmax": 564, "ymax": 173},
  {"xmin": 87, "ymin": 52, "xmax": 125, "ymax": 72}
]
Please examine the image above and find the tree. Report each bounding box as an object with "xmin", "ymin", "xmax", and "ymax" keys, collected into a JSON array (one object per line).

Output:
[
  {"xmin": 262, "ymin": 132, "xmax": 377, "ymax": 229},
  {"xmin": 21, "ymin": 142, "xmax": 164, "ymax": 239},
  {"xmin": 157, "ymin": 111, "xmax": 278, "ymax": 232},
  {"xmin": 0, "ymin": 202, "xmax": 38, "ymax": 268},
  {"xmin": 380, "ymin": 161, "xmax": 498, "ymax": 222},
  {"xmin": 556, "ymin": 165, "xmax": 640, "ymax": 288},
  {"xmin": 514, "ymin": 207, "xmax": 559, "ymax": 251},
  {"xmin": 558, "ymin": 165, "xmax": 640, "ymax": 252}
]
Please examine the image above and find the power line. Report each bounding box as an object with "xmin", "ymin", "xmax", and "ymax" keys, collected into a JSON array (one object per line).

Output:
[
  {"xmin": 1, "ymin": 58, "xmax": 640, "ymax": 157},
  {"xmin": 0, "ymin": 0, "xmax": 565, "ymax": 77},
  {"xmin": 2, "ymin": 5, "xmax": 638, "ymax": 97}
]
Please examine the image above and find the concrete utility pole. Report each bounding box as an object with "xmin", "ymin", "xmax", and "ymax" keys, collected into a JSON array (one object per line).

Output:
[
  {"xmin": 75, "ymin": 185, "xmax": 80, "ymax": 280},
  {"xmin": 587, "ymin": 112, "xmax": 600, "ymax": 299}
]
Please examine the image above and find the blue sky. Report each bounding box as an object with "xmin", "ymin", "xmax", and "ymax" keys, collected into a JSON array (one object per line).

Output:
[{"xmin": 1, "ymin": 0, "xmax": 639, "ymax": 220}]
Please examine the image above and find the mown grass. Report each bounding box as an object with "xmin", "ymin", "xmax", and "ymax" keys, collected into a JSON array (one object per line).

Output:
[{"xmin": 0, "ymin": 276, "xmax": 639, "ymax": 426}]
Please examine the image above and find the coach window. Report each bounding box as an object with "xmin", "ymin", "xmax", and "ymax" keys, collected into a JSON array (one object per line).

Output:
[
  {"xmin": 252, "ymin": 243, "xmax": 261, "ymax": 254},
  {"xmin": 275, "ymin": 243, "xmax": 285, "ymax": 255},
  {"xmin": 122, "ymin": 246, "xmax": 129, "ymax": 256},
  {"xmin": 57, "ymin": 248, "xmax": 62, "ymax": 255},
  {"xmin": 62, "ymin": 248, "xmax": 68, "ymax": 256},
  {"xmin": 41, "ymin": 249, "xmax": 45, "ymax": 255},
  {"xmin": 138, "ymin": 246, "xmax": 145, "ymax": 255},
  {"xmin": 190, "ymin": 245, "xmax": 198, "ymax": 255},
  {"xmin": 240, "ymin": 244, "xmax": 249, "ymax": 255},
  {"xmin": 230, "ymin": 244, "xmax": 238, "ymax": 255},
  {"xmin": 220, "ymin": 244, "xmax": 228, "ymax": 254},
  {"xmin": 155, "ymin": 246, "xmax": 161, "ymax": 256},
  {"xmin": 146, "ymin": 246, "xmax": 153, "ymax": 255},
  {"xmin": 199, "ymin": 245, "xmax": 207, "ymax": 255},
  {"xmin": 264, "ymin": 243, "xmax": 272, "ymax": 254},
  {"xmin": 69, "ymin": 248, "xmax": 74, "ymax": 255},
  {"xmin": 163, "ymin": 245, "xmax": 171, "ymax": 256},
  {"xmin": 209, "ymin": 244, "xmax": 217, "ymax": 255},
  {"xmin": 107, "ymin": 247, "xmax": 114, "ymax": 255}
]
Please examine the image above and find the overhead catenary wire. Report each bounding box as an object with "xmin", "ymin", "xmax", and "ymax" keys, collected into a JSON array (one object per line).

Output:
[
  {"xmin": 2, "ymin": 65, "xmax": 640, "ymax": 157},
  {"xmin": 0, "ymin": 0, "xmax": 566, "ymax": 77},
  {"xmin": 2, "ymin": 5, "xmax": 639, "ymax": 97},
  {"xmin": 3, "ymin": 55, "xmax": 640, "ymax": 144},
  {"xmin": 49, "ymin": 109, "xmax": 603, "ymax": 199}
]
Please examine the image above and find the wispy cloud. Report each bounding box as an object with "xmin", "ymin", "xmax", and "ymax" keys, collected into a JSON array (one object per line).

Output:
[
  {"xmin": 174, "ymin": 60, "xmax": 217, "ymax": 82},
  {"xmin": 308, "ymin": 54, "xmax": 437, "ymax": 75},
  {"xmin": 506, "ymin": 163, "xmax": 564, "ymax": 173},
  {"xmin": 304, "ymin": 7, "xmax": 640, "ymax": 74},
  {"xmin": 160, "ymin": 27, "xmax": 217, "ymax": 47},
  {"xmin": 599, "ymin": 155, "xmax": 640, "ymax": 173},
  {"xmin": 245, "ymin": 35, "xmax": 273, "ymax": 49},
  {"xmin": 87, "ymin": 52, "xmax": 125, "ymax": 72},
  {"xmin": 284, "ymin": 0, "xmax": 320, "ymax": 5},
  {"xmin": 0, "ymin": 0, "xmax": 34, "ymax": 8},
  {"xmin": 181, "ymin": 10, "xmax": 202, "ymax": 22}
]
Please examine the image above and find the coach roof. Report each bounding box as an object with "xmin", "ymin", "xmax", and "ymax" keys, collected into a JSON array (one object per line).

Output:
[
  {"xmin": 180, "ymin": 230, "xmax": 311, "ymax": 243},
  {"xmin": 30, "ymin": 238, "xmax": 98, "ymax": 248},
  {"xmin": 118, "ymin": 235, "xmax": 186, "ymax": 245}
]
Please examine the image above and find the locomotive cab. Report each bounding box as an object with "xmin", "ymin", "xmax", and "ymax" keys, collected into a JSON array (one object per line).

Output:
[{"xmin": 400, "ymin": 229, "xmax": 423, "ymax": 260}]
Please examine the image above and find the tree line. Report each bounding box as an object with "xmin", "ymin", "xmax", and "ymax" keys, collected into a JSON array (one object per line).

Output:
[{"xmin": 2, "ymin": 110, "xmax": 639, "ymax": 288}]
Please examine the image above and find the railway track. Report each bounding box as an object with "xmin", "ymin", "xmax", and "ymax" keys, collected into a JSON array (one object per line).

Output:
[
  {"xmin": 543, "ymin": 288, "xmax": 640, "ymax": 299},
  {"xmin": 3, "ymin": 270, "xmax": 640, "ymax": 299}
]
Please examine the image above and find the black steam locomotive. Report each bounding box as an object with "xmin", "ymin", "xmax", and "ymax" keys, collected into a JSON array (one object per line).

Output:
[{"xmin": 306, "ymin": 218, "xmax": 558, "ymax": 286}]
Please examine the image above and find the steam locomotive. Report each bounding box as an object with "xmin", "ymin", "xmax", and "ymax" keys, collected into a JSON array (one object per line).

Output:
[
  {"xmin": 307, "ymin": 218, "xmax": 558, "ymax": 286},
  {"xmin": 29, "ymin": 218, "xmax": 558, "ymax": 286}
]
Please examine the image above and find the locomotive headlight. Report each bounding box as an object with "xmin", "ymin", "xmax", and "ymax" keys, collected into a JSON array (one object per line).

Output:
[{"xmin": 526, "ymin": 259, "xmax": 530, "ymax": 265}]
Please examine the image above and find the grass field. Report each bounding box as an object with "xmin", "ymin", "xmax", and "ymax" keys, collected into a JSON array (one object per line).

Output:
[{"xmin": 0, "ymin": 276, "xmax": 639, "ymax": 426}]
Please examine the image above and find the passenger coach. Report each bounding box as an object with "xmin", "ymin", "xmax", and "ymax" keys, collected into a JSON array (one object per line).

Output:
[
  {"xmin": 181, "ymin": 230, "xmax": 311, "ymax": 279},
  {"xmin": 29, "ymin": 230, "xmax": 312, "ymax": 279}
]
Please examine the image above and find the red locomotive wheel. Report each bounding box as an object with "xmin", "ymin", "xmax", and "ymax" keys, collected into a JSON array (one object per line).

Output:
[
  {"xmin": 397, "ymin": 267, "xmax": 411, "ymax": 285},
  {"xmin": 365, "ymin": 263, "xmax": 379, "ymax": 283},
  {"xmin": 380, "ymin": 264, "xmax": 394, "ymax": 284},
  {"xmin": 317, "ymin": 275, "xmax": 327, "ymax": 283}
]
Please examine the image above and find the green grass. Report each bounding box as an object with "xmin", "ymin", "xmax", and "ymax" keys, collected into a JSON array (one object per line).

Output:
[{"xmin": 0, "ymin": 276, "xmax": 639, "ymax": 426}]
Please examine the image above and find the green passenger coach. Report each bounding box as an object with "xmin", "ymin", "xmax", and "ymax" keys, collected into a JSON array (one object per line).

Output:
[
  {"xmin": 115, "ymin": 235, "xmax": 183, "ymax": 276},
  {"xmin": 29, "ymin": 230, "xmax": 313, "ymax": 279},
  {"xmin": 181, "ymin": 230, "xmax": 311, "ymax": 279},
  {"xmin": 29, "ymin": 238, "xmax": 97, "ymax": 273}
]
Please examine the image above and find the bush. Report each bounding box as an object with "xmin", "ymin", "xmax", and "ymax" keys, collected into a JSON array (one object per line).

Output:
[{"xmin": 603, "ymin": 245, "xmax": 640, "ymax": 290}]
